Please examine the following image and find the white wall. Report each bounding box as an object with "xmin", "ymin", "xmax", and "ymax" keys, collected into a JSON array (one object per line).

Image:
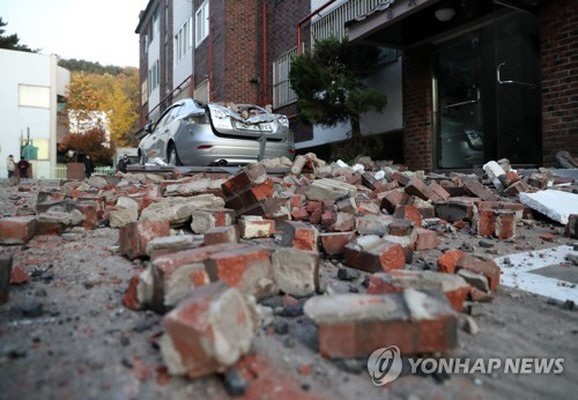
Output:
[
  {"xmin": 172, "ymin": 0, "xmax": 193, "ymax": 90},
  {"xmin": 0, "ymin": 49, "xmax": 66, "ymax": 178}
]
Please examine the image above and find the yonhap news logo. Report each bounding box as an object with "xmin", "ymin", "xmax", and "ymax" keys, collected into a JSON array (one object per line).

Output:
[
  {"xmin": 367, "ymin": 346, "xmax": 403, "ymax": 386},
  {"xmin": 367, "ymin": 346, "xmax": 565, "ymax": 386}
]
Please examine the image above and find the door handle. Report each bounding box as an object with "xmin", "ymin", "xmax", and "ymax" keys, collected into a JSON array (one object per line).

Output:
[
  {"xmin": 497, "ymin": 62, "xmax": 535, "ymax": 89},
  {"xmin": 445, "ymin": 87, "xmax": 480, "ymax": 109}
]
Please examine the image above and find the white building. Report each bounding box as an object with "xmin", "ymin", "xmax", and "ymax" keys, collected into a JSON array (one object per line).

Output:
[{"xmin": 0, "ymin": 48, "xmax": 70, "ymax": 179}]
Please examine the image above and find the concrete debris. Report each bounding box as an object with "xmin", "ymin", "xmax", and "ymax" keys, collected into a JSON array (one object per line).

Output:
[{"xmin": 519, "ymin": 190, "xmax": 578, "ymax": 225}]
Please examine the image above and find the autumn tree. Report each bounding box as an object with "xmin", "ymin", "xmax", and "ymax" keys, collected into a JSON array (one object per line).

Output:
[
  {"xmin": 62, "ymin": 127, "xmax": 113, "ymax": 165},
  {"xmin": 0, "ymin": 17, "xmax": 36, "ymax": 52}
]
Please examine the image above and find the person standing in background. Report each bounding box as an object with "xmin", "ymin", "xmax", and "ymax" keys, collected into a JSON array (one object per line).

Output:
[
  {"xmin": 6, "ymin": 155, "xmax": 15, "ymax": 178},
  {"xmin": 84, "ymin": 155, "xmax": 94, "ymax": 178}
]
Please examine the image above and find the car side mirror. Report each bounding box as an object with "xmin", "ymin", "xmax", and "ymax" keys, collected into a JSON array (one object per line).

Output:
[{"xmin": 144, "ymin": 122, "xmax": 153, "ymax": 133}]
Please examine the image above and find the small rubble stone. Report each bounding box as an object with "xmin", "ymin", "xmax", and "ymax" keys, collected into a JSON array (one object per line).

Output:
[
  {"xmin": 140, "ymin": 194, "xmax": 225, "ymax": 227},
  {"xmin": 160, "ymin": 283, "xmax": 256, "ymax": 378},
  {"xmin": 565, "ymin": 214, "xmax": 578, "ymax": 239},
  {"xmin": 190, "ymin": 208, "xmax": 234, "ymax": 234},
  {"xmin": 415, "ymin": 228, "xmax": 441, "ymax": 250}
]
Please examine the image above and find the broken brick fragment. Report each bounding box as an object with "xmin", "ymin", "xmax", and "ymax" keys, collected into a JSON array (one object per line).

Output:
[
  {"xmin": 119, "ymin": 220, "xmax": 171, "ymax": 260},
  {"xmin": 367, "ymin": 270, "xmax": 470, "ymax": 311},
  {"xmin": 204, "ymin": 225, "xmax": 239, "ymax": 245},
  {"xmin": 205, "ymin": 246, "xmax": 275, "ymax": 298},
  {"xmin": 0, "ymin": 216, "xmax": 37, "ymax": 245},
  {"xmin": 437, "ymin": 250, "xmax": 466, "ymax": 274},
  {"xmin": 319, "ymin": 231, "xmax": 356, "ymax": 256},
  {"xmin": 415, "ymin": 228, "xmax": 441, "ymax": 250},
  {"xmin": 456, "ymin": 254, "xmax": 500, "ymax": 292},
  {"xmin": 160, "ymin": 283, "xmax": 255, "ymax": 378},
  {"xmin": 435, "ymin": 197, "xmax": 477, "ymax": 222},
  {"xmin": 565, "ymin": 214, "xmax": 578, "ymax": 239},
  {"xmin": 281, "ymin": 221, "xmax": 319, "ymax": 251},
  {"xmin": 122, "ymin": 273, "xmax": 143, "ymax": 310},
  {"xmin": 272, "ymin": 247, "xmax": 319, "ymax": 296},
  {"xmin": 344, "ymin": 236, "xmax": 405, "ymax": 273},
  {"xmin": 378, "ymin": 189, "xmax": 409, "ymax": 213},
  {"xmin": 190, "ymin": 208, "xmax": 235, "ymax": 234},
  {"xmin": 393, "ymin": 204, "xmax": 422, "ymax": 227},
  {"xmin": 304, "ymin": 290, "xmax": 457, "ymax": 358}
]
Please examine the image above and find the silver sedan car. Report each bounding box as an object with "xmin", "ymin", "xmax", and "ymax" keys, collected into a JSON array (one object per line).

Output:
[{"xmin": 138, "ymin": 99, "xmax": 295, "ymax": 166}]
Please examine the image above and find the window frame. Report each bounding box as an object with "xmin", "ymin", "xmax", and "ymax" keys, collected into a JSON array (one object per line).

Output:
[{"xmin": 195, "ymin": 0, "xmax": 209, "ymax": 48}]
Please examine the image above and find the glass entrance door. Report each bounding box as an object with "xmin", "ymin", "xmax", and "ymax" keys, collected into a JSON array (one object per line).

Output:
[
  {"xmin": 434, "ymin": 12, "xmax": 541, "ymax": 169},
  {"xmin": 436, "ymin": 33, "xmax": 485, "ymax": 169}
]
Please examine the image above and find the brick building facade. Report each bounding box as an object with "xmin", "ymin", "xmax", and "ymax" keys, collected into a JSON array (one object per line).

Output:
[{"xmin": 136, "ymin": 0, "xmax": 578, "ymax": 170}]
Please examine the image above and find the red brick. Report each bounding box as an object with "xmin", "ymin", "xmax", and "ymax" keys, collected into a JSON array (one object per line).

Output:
[
  {"xmin": 394, "ymin": 204, "xmax": 422, "ymax": 227},
  {"xmin": 10, "ymin": 265, "xmax": 30, "ymax": 285},
  {"xmin": 404, "ymin": 179, "xmax": 434, "ymax": 201},
  {"xmin": 387, "ymin": 218, "xmax": 414, "ymax": 236},
  {"xmin": 462, "ymin": 179, "xmax": 499, "ymax": 201},
  {"xmin": 0, "ymin": 216, "xmax": 37, "ymax": 244},
  {"xmin": 344, "ymin": 237, "xmax": 405, "ymax": 273},
  {"xmin": 367, "ymin": 270, "xmax": 470, "ymax": 311},
  {"xmin": 435, "ymin": 197, "xmax": 477, "ymax": 222},
  {"xmin": 437, "ymin": 250, "xmax": 466, "ymax": 274},
  {"xmin": 427, "ymin": 181, "xmax": 450, "ymax": 202},
  {"xmin": 304, "ymin": 291, "xmax": 457, "ymax": 358},
  {"xmin": 161, "ymin": 283, "xmax": 255, "ymax": 378},
  {"xmin": 204, "ymin": 225, "xmax": 239, "ymax": 245},
  {"xmin": 281, "ymin": 221, "xmax": 318, "ymax": 251},
  {"xmin": 205, "ymin": 246, "xmax": 275, "ymax": 298},
  {"xmin": 222, "ymin": 164, "xmax": 267, "ymax": 194},
  {"xmin": 456, "ymin": 254, "xmax": 500, "ymax": 291},
  {"xmin": 119, "ymin": 220, "xmax": 171, "ymax": 260},
  {"xmin": 319, "ymin": 231, "xmax": 356, "ymax": 256},
  {"xmin": 415, "ymin": 228, "xmax": 440, "ymax": 250},
  {"xmin": 239, "ymin": 179, "xmax": 274, "ymax": 205},
  {"xmin": 122, "ymin": 273, "xmax": 142, "ymax": 310},
  {"xmin": 378, "ymin": 189, "xmax": 409, "ymax": 213}
]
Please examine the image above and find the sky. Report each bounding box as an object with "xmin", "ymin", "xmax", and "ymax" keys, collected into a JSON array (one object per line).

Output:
[{"xmin": 1, "ymin": 0, "xmax": 149, "ymax": 67}]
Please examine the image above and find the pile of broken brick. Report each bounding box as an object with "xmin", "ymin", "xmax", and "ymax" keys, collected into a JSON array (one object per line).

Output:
[{"xmin": 1, "ymin": 153, "xmax": 578, "ymax": 387}]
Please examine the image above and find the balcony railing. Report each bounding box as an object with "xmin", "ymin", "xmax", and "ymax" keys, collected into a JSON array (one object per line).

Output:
[{"xmin": 311, "ymin": 0, "xmax": 388, "ymax": 42}]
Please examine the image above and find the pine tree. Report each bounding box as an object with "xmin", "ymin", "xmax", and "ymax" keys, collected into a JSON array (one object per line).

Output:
[
  {"xmin": 0, "ymin": 17, "xmax": 35, "ymax": 52},
  {"xmin": 289, "ymin": 37, "xmax": 387, "ymax": 151}
]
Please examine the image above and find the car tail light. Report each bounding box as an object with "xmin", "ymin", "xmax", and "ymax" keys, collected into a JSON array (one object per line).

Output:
[
  {"xmin": 288, "ymin": 149, "xmax": 296, "ymax": 154},
  {"xmin": 197, "ymin": 145, "xmax": 213, "ymax": 150}
]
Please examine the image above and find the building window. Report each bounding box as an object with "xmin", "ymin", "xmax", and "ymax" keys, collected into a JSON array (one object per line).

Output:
[
  {"xmin": 188, "ymin": 15, "xmax": 193, "ymax": 50},
  {"xmin": 18, "ymin": 84, "xmax": 50, "ymax": 108},
  {"xmin": 149, "ymin": 60, "xmax": 160, "ymax": 93},
  {"xmin": 272, "ymin": 48, "xmax": 297, "ymax": 109},
  {"xmin": 153, "ymin": 6, "xmax": 160, "ymax": 38},
  {"xmin": 143, "ymin": 32, "xmax": 148, "ymax": 53},
  {"xmin": 195, "ymin": 0, "xmax": 209, "ymax": 47}
]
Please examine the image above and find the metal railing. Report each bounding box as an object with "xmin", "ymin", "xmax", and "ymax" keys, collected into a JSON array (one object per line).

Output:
[
  {"xmin": 311, "ymin": 0, "xmax": 387, "ymax": 42},
  {"xmin": 273, "ymin": 47, "xmax": 298, "ymax": 109},
  {"xmin": 0, "ymin": 164, "xmax": 116, "ymax": 180}
]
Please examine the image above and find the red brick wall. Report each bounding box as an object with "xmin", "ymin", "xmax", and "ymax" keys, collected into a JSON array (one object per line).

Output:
[
  {"xmin": 224, "ymin": 0, "xmax": 261, "ymax": 104},
  {"xmin": 402, "ymin": 45, "xmax": 434, "ymax": 171},
  {"xmin": 540, "ymin": 0, "xmax": 578, "ymax": 166},
  {"xmin": 266, "ymin": 0, "xmax": 312, "ymax": 142}
]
